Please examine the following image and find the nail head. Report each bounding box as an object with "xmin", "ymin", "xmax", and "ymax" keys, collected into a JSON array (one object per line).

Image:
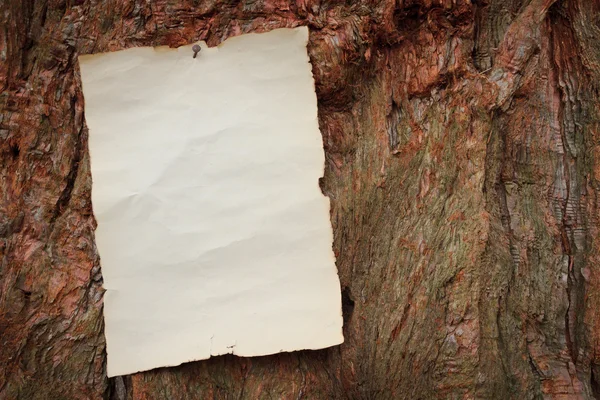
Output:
[{"xmin": 192, "ymin": 44, "xmax": 201, "ymax": 58}]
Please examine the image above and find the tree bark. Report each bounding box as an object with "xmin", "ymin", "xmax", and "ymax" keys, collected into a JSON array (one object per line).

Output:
[{"xmin": 2, "ymin": 0, "xmax": 600, "ymax": 398}]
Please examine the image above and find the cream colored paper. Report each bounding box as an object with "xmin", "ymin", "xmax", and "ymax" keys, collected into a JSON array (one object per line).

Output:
[{"xmin": 79, "ymin": 27, "xmax": 343, "ymax": 377}]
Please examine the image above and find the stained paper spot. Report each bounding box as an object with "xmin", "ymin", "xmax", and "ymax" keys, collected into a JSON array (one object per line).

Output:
[{"xmin": 79, "ymin": 27, "xmax": 343, "ymax": 377}]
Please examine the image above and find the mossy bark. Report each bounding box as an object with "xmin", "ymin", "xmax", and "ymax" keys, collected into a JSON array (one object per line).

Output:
[{"xmin": 2, "ymin": 0, "xmax": 600, "ymax": 399}]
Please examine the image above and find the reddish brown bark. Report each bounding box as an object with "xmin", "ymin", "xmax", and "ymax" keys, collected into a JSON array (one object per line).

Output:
[{"xmin": 2, "ymin": 0, "xmax": 600, "ymax": 398}]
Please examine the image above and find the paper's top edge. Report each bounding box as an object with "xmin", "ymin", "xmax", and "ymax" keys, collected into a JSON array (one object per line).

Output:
[{"xmin": 78, "ymin": 26, "xmax": 309, "ymax": 62}]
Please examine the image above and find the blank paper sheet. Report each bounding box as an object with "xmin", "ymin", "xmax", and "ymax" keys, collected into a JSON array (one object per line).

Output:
[{"xmin": 79, "ymin": 27, "xmax": 343, "ymax": 377}]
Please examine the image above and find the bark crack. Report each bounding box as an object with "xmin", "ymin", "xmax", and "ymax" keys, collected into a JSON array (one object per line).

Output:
[{"xmin": 47, "ymin": 99, "xmax": 85, "ymax": 232}]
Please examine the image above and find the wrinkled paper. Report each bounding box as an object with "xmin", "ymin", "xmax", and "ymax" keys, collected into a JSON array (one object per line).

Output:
[{"xmin": 79, "ymin": 27, "xmax": 343, "ymax": 377}]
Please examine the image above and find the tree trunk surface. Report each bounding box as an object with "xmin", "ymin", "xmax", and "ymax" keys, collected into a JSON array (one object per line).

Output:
[{"xmin": 2, "ymin": 0, "xmax": 600, "ymax": 398}]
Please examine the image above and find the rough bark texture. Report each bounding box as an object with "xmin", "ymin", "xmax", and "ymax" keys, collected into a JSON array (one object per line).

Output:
[{"xmin": 2, "ymin": 0, "xmax": 600, "ymax": 398}]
